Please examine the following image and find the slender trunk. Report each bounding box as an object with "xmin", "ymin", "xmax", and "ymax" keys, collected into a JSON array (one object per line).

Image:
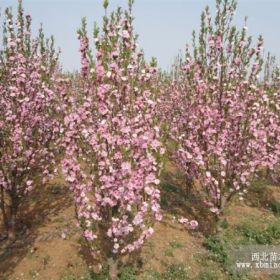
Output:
[
  {"xmin": 98, "ymin": 209, "xmax": 119, "ymax": 280},
  {"xmin": 8, "ymin": 201, "xmax": 17, "ymax": 241},
  {"xmin": 108, "ymin": 257, "xmax": 118, "ymax": 280},
  {"xmin": 185, "ymin": 175, "xmax": 193, "ymax": 200},
  {"xmin": 215, "ymin": 195, "xmax": 226, "ymax": 235},
  {"xmin": 215, "ymin": 213, "xmax": 224, "ymax": 235},
  {"xmin": 7, "ymin": 193, "xmax": 19, "ymax": 242},
  {"xmin": 7, "ymin": 204, "xmax": 17, "ymax": 241},
  {"xmin": 265, "ymin": 167, "xmax": 271, "ymax": 180},
  {"xmin": 0, "ymin": 186, "xmax": 8, "ymax": 231},
  {"xmin": 215, "ymin": 191, "xmax": 235, "ymax": 234}
]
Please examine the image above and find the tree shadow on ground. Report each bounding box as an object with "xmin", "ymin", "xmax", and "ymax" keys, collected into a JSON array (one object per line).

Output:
[
  {"xmin": 159, "ymin": 163, "xmax": 217, "ymax": 236},
  {"xmin": 78, "ymin": 223, "xmax": 145, "ymax": 276},
  {"xmin": 160, "ymin": 164, "xmax": 280, "ymax": 238},
  {"xmin": 0, "ymin": 181, "xmax": 72, "ymax": 278}
]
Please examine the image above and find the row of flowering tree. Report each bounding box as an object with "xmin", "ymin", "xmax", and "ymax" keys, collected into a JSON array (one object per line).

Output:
[
  {"xmin": 162, "ymin": 0, "xmax": 280, "ymax": 230},
  {"xmin": 1, "ymin": 0, "xmax": 280, "ymax": 279}
]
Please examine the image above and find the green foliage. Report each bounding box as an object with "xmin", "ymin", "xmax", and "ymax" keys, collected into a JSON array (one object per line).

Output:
[
  {"xmin": 161, "ymin": 183, "xmax": 180, "ymax": 193},
  {"xmin": 103, "ymin": 0, "xmax": 109, "ymax": 10},
  {"xmin": 163, "ymin": 247, "xmax": 174, "ymax": 257},
  {"xmin": 169, "ymin": 241, "xmax": 184, "ymax": 249},
  {"xmin": 270, "ymin": 274, "xmax": 280, "ymax": 280},
  {"xmin": 163, "ymin": 241, "xmax": 184, "ymax": 257},
  {"xmin": 118, "ymin": 266, "xmax": 137, "ymax": 280},
  {"xmin": 203, "ymin": 235, "xmax": 228, "ymax": 264},
  {"xmin": 163, "ymin": 264, "xmax": 189, "ymax": 280},
  {"xmin": 227, "ymin": 274, "xmax": 254, "ymax": 280},
  {"xmin": 193, "ymin": 271, "xmax": 216, "ymax": 280},
  {"xmin": 142, "ymin": 264, "xmax": 189, "ymax": 280},
  {"xmin": 60, "ymin": 275, "xmax": 77, "ymax": 280},
  {"xmin": 220, "ymin": 219, "xmax": 229, "ymax": 229},
  {"xmin": 250, "ymin": 178, "xmax": 269, "ymax": 194},
  {"xmin": 160, "ymin": 195, "xmax": 169, "ymax": 209},
  {"xmin": 60, "ymin": 269, "xmax": 109, "ymax": 280},
  {"xmin": 143, "ymin": 269, "xmax": 161, "ymax": 280},
  {"xmin": 270, "ymin": 200, "xmax": 280, "ymax": 216},
  {"xmin": 150, "ymin": 57, "xmax": 158, "ymax": 67},
  {"xmin": 236, "ymin": 220, "xmax": 280, "ymax": 245},
  {"xmin": 61, "ymin": 266, "xmax": 136, "ymax": 280}
]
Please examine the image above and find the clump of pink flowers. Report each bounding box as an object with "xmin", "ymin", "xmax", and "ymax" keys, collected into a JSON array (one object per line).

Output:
[{"xmin": 178, "ymin": 217, "xmax": 198, "ymax": 230}]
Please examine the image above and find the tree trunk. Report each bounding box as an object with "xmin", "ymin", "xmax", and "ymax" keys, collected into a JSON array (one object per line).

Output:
[
  {"xmin": 98, "ymin": 211, "xmax": 119, "ymax": 280},
  {"xmin": 265, "ymin": 167, "xmax": 271, "ymax": 180},
  {"xmin": 215, "ymin": 213, "xmax": 224, "ymax": 235},
  {"xmin": 7, "ymin": 205, "xmax": 17, "ymax": 241},
  {"xmin": 185, "ymin": 175, "xmax": 193, "ymax": 201},
  {"xmin": 0, "ymin": 186, "xmax": 8, "ymax": 231},
  {"xmin": 108, "ymin": 257, "xmax": 118, "ymax": 280},
  {"xmin": 7, "ymin": 193, "xmax": 18, "ymax": 242}
]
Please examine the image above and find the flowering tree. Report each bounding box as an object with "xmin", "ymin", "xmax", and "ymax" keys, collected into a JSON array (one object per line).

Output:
[
  {"xmin": 0, "ymin": 0, "xmax": 62, "ymax": 240},
  {"xmin": 162, "ymin": 0, "xmax": 280, "ymax": 228},
  {"xmin": 62, "ymin": 1, "xmax": 164, "ymax": 277},
  {"xmin": 263, "ymin": 57, "xmax": 280, "ymax": 183}
]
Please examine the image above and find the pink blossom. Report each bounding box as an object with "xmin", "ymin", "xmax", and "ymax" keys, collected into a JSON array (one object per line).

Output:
[{"xmin": 122, "ymin": 30, "xmax": 130, "ymax": 39}]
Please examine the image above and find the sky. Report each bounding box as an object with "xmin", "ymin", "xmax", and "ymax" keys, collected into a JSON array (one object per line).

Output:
[{"xmin": 1, "ymin": 0, "xmax": 280, "ymax": 72}]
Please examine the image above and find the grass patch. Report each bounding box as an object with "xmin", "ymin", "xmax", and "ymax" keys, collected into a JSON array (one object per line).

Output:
[
  {"xmin": 163, "ymin": 241, "xmax": 184, "ymax": 257},
  {"xmin": 203, "ymin": 235, "xmax": 228, "ymax": 264},
  {"xmin": 163, "ymin": 247, "xmax": 174, "ymax": 257},
  {"xmin": 193, "ymin": 271, "xmax": 216, "ymax": 280},
  {"xmin": 235, "ymin": 220, "xmax": 280, "ymax": 245},
  {"xmin": 118, "ymin": 266, "xmax": 137, "ymax": 280},
  {"xmin": 169, "ymin": 241, "xmax": 184, "ymax": 249},
  {"xmin": 60, "ymin": 269, "xmax": 107, "ymax": 280},
  {"xmin": 142, "ymin": 269, "xmax": 161, "ymax": 280},
  {"xmin": 270, "ymin": 275, "xmax": 280, "ymax": 280},
  {"xmin": 60, "ymin": 265, "xmax": 137, "ymax": 280},
  {"xmin": 270, "ymin": 199, "xmax": 280, "ymax": 216},
  {"xmin": 163, "ymin": 264, "xmax": 189, "ymax": 280},
  {"xmin": 142, "ymin": 264, "xmax": 189, "ymax": 280},
  {"xmin": 250, "ymin": 178, "xmax": 268, "ymax": 193}
]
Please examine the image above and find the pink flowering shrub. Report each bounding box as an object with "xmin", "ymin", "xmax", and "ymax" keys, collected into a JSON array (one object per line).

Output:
[
  {"xmin": 263, "ymin": 55, "xmax": 280, "ymax": 183},
  {"xmin": 162, "ymin": 0, "xmax": 280, "ymax": 225},
  {"xmin": 0, "ymin": 1, "xmax": 62, "ymax": 240},
  {"xmin": 62, "ymin": 0, "xmax": 163, "ymax": 275}
]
